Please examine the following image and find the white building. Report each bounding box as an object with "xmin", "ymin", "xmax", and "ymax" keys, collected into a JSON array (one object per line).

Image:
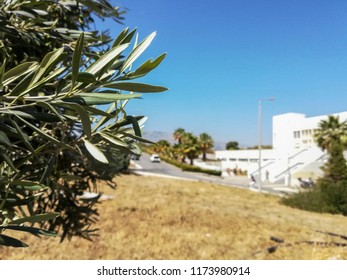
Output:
[{"xmin": 215, "ymin": 111, "xmax": 347, "ymax": 186}]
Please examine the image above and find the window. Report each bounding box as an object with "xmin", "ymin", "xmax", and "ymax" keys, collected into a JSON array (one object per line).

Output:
[{"xmin": 293, "ymin": 131, "xmax": 301, "ymax": 138}]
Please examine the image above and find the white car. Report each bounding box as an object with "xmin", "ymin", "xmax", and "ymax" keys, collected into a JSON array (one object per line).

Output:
[{"xmin": 150, "ymin": 154, "xmax": 161, "ymax": 163}]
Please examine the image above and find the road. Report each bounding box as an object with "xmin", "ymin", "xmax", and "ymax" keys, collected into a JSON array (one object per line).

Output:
[
  {"xmin": 130, "ymin": 154, "xmax": 296, "ymax": 196},
  {"xmin": 131, "ymin": 153, "xmax": 202, "ymax": 181}
]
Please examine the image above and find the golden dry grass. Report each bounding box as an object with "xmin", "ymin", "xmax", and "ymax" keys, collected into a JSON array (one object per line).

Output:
[{"xmin": 1, "ymin": 174, "xmax": 347, "ymax": 260}]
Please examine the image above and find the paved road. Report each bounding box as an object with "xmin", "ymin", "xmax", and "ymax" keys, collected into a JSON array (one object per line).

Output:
[
  {"xmin": 132, "ymin": 153, "xmax": 202, "ymax": 181},
  {"xmin": 130, "ymin": 154, "xmax": 297, "ymax": 196}
]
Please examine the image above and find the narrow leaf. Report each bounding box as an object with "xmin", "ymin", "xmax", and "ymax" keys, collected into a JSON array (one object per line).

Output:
[
  {"xmin": 9, "ymin": 66, "xmax": 66, "ymax": 97},
  {"xmin": 61, "ymin": 92, "xmax": 141, "ymax": 105},
  {"xmin": 1, "ymin": 110, "xmax": 61, "ymax": 122},
  {"xmin": 12, "ymin": 10, "xmax": 36, "ymax": 18},
  {"xmin": 10, "ymin": 213, "xmax": 60, "ymax": 225},
  {"xmin": 120, "ymin": 32, "xmax": 156, "ymax": 73},
  {"xmin": 126, "ymin": 116, "xmax": 142, "ymax": 137},
  {"xmin": 3, "ymin": 62, "xmax": 38, "ymax": 86},
  {"xmin": 0, "ymin": 234, "xmax": 28, "ymax": 247},
  {"xmin": 71, "ymin": 32, "xmax": 85, "ymax": 89},
  {"xmin": 76, "ymin": 72, "xmax": 96, "ymax": 83},
  {"xmin": 86, "ymin": 44, "xmax": 129, "ymax": 76},
  {"xmin": 7, "ymin": 71, "xmax": 33, "ymax": 96},
  {"xmin": 0, "ymin": 225, "xmax": 57, "ymax": 237},
  {"xmin": 0, "ymin": 131, "xmax": 11, "ymax": 147},
  {"xmin": 108, "ymin": 115, "xmax": 143, "ymax": 130},
  {"xmin": 82, "ymin": 105, "xmax": 113, "ymax": 117},
  {"xmin": 120, "ymin": 131, "xmax": 154, "ymax": 144},
  {"xmin": 30, "ymin": 48, "xmax": 64, "ymax": 86},
  {"xmin": 0, "ymin": 59, "xmax": 6, "ymax": 89},
  {"xmin": 99, "ymin": 133, "xmax": 128, "ymax": 147},
  {"xmin": 105, "ymin": 82, "xmax": 168, "ymax": 93},
  {"xmin": 9, "ymin": 117, "xmax": 35, "ymax": 153},
  {"xmin": 24, "ymin": 67, "xmax": 66, "ymax": 97},
  {"xmin": 83, "ymin": 139, "xmax": 108, "ymax": 163},
  {"xmin": 15, "ymin": 185, "xmax": 47, "ymax": 191},
  {"xmin": 124, "ymin": 53, "xmax": 166, "ymax": 80},
  {"xmin": 0, "ymin": 146, "xmax": 17, "ymax": 171},
  {"xmin": 121, "ymin": 29, "xmax": 137, "ymax": 45},
  {"xmin": 10, "ymin": 180, "xmax": 47, "ymax": 191},
  {"xmin": 39, "ymin": 156, "xmax": 55, "ymax": 184},
  {"xmin": 112, "ymin": 27, "xmax": 130, "ymax": 47}
]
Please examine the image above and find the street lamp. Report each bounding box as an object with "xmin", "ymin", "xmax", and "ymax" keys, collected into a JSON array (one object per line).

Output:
[{"xmin": 258, "ymin": 97, "xmax": 275, "ymax": 191}]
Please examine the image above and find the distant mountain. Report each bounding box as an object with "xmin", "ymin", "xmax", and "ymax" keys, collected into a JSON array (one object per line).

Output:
[
  {"xmin": 142, "ymin": 130, "xmax": 175, "ymax": 144},
  {"xmin": 143, "ymin": 130, "xmax": 227, "ymax": 150},
  {"xmin": 214, "ymin": 140, "xmax": 227, "ymax": 150}
]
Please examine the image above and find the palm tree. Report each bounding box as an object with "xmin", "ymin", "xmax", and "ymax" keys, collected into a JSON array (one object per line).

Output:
[
  {"xmin": 314, "ymin": 116, "xmax": 347, "ymax": 152},
  {"xmin": 171, "ymin": 143, "xmax": 185, "ymax": 162},
  {"xmin": 154, "ymin": 140, "xmax": 171, "ymax": 155},
  {"xmin": 173, "ymin": 128, "xmax": 186, "ymax": 144},
  {"xmin": 182, "ymin": 133, "xmax": 201, "ymax": 165},
  {"xmin": 199, "ymin": 133, "xmax": 214, "ymax": 161}
]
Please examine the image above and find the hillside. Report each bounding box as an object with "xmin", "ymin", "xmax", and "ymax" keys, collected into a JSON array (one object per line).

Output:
[{"xmin": 2, "ymin": 174, "xmax": 347, "ymax": 260}]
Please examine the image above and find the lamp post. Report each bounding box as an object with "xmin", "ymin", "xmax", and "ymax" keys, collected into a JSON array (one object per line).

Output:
[{"xmin": 258, "ymin": 97, "xmax": 275, "ymax": 191}]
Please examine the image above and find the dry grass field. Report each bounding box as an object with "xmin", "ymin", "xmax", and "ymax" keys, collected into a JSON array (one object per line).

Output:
[{"xmin": 1, "ymin": 174, "xmax": 347, "ymax": 260}]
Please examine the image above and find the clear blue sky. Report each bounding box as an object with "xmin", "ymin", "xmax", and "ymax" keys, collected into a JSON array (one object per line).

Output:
[{"xmin": 101, "ymin": 0, "xmax": 347, "ymax": 146}]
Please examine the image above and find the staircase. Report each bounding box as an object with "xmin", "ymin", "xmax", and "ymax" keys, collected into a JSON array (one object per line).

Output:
[{"xmin": 271, "ymin": 148, "xmax": 326, "ymax": 184}]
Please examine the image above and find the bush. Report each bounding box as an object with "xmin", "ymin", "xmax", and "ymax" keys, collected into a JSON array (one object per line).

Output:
[
  {"xmin": 181, "ymin": 165, "xmax": 222, "ymax": 176},
  {"xmin": 160, "ymin": 156, "xmax": 222, "ymax": 176},
  {"xmin": 282, "ymin": 188, "xmax": 328, "ymax": 214},
  {"xmin": 318, "ymin": 179, "xmax": 347, "ymax": 214},
  {"xmin": 282, "ymin": 179, "xmax": 347, "ymax": 216}
]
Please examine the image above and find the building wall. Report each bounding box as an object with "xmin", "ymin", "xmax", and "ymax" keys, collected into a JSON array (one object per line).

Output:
[
  {"xmin": 272, "ymin": 113, "xmax": 305, "ymax": 155},
  {"xmin": 273, "ymin": 111, "xmax": 347, "ymax": 154},
  {"xmin": 215, "ymin": 149, "xmax": 277, "ymax": 173}
]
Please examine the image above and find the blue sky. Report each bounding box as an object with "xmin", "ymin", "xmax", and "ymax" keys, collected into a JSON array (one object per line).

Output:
[{"xmin": 101, "ymin": 0, "xmax": 347, "ymax": 146}]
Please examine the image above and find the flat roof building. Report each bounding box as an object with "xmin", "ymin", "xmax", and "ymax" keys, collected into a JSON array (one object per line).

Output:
[{"xmin": 215, "ymin": 111, "xmax": 347, "ymax": 186}]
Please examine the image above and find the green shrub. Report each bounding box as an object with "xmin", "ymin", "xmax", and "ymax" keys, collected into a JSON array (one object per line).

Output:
[
  {"xmin": 282, "ymin": 180, "xmax": 347, "ymax": 216},
  {"xmin": 160, "ymin": 156, "xmax": 222, "ymax": 176},
  {"xmin": 181, "ymin": 164, "xmax": 222, "ymax": 176},
  {"xmin": 318, "ymin": 179, "xmax": 347, "ymax": 215},
  {"xmin": 282, "ymin": 188, "xmax": 328, "ymax": 213}
]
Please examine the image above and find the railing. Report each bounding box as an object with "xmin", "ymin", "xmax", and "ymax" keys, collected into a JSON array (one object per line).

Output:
[
  {"xmin": 273, "ymin": 162, "xmax": 304, "ymax": 181},
  {"xmin": 249, "ymin": 160, "xmax": 275, "ymax": 177},
  {"xmin": 270, "ymin": 148, "xmax": 325, "ymax": 182}
]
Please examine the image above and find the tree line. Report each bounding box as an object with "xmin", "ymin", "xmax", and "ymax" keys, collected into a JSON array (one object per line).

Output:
[{"xmin": 149, "ymin": 128, "xmax": 214, "ymax": 165}]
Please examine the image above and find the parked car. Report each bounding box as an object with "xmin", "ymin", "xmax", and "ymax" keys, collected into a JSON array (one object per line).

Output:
[
  {"xmin": 131, "ymin": 154, "xmax": 141, "ymax": 160},
  {"xmin": 150, "ymin": 154, "xmax": 161, "ymax": 163}
]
